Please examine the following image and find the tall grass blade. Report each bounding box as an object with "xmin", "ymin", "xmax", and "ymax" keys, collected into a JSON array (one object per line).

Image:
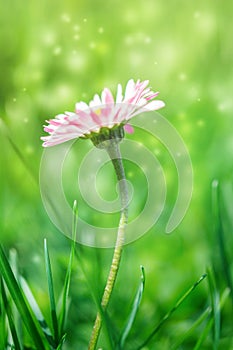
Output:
[
  {"xmin": 1, "ymin": 278, "xmax": 22, "ymax": 350},
  {"xmin": 207, "ymin": 267, "xmax": 220, "ymax": 350},
  {"xmin": 20, "ymin": 276, "xmax": 56, "ymax": 348},
  {"xmin": 193, "ymin": 287, "xmax": 230, "ymax": 350},
  {"xmin": 0, "ymin": 244, "xmax": 49, "ymax": 350},
  {"xmin": 9, "ymin": 249, "xmax": 23, "ymax": 346},
  {"xmin": 0, "ymin": 119, "xmax": 37, "ymax": 184},
  {"xmin": 118, "ymin": 266, "xmax": 145, "ymax": 349},
  {"xmin": 212, "ymin": 180, "xmax": 233, "ymax": 303},
  {"xmin": 62, "ymin": 201, "xmax": 115, "ymax": 348},
  {"xmin": 56, "ymin": 333, "xmax": 67, "ymax": 350},
  {"xmin": 193, "ymin": 317, "xmax": 213, "ymax": 350},
  {"xmin": 59, "ymin": 200, "xmax": 78, "ymax": 336},
  {"xmin": 171, "ymin": 307, "xmax": 211, "ymax": 350},
  {"xmin": 0, "ymin": 280, "xmax": 7, "ymax": 349},
  {"xmin": 44, "ymin": 239, "xmax": 59, "ymax": 344},
  {"xmin": 136, "ymin": 273, "xmax": 207, "ymax": 350}
]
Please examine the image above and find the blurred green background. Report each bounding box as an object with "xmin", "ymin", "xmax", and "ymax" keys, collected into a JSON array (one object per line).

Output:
[{"xmin": 1, "ymin": 0, "xmax": 233, "ymax": 349}]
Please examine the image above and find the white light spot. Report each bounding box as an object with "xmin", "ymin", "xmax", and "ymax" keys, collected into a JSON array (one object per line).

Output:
[
  {"xmin": 56, "ymin": 84, "xmax": 72, "ymax": 100},
  {"xmin": 212, "ymin": 179, "xmax": 219, "ymax": 188},
  {"xmin": 89, "ymin": 42, "xmax": 96, "ymax": 49},
  {"xmin": 67, "ymin": 52, "xmax": 86, "ymax": 71},
  {"xmin": 194, "ymin": 11, "xmax": 200, "ymax": 19},
  {"xmin": 13, "ymin": 98, "xmax": 16, "ymax": 102},
  {"xmin": 179, "ymin": 73, "xmax": 187, "ymax": 81},
  {"xmin": 154, "ymin": 61, "xmax": 158, "ymax": 65},
  {"xmin": 98, "ymin": 27, "xmax": 104, "ymax": 34},
  {"xmin": 74, "ymin": 34, "xmax": 80, "ymax": 41},
  {"xmin": 197, "ymin": 98, "xmax": 201, "ymax": 102},
  {"xmin": 53, "ymin": 47, "xmax": 62, "ymax": 55},
  {"xmin": 197, "ymin": 119, "xmax": 205, "ymax": 127},
  {"xmin": 144, "ymin": 36, "xmax": 151, "ymax": 44},
  {"xmin": 218, "ymin": 103, "xmax": 225, "ymax": 111},
  {"xmin": 23, "ymin": 87, "xmax": 27, "ymax": 92},
  {"xmin": 61, "ymin": 13, "xmax": 71, "ymax": 23},
  {"xmin": 83, "ymin": 18, "xmax": 87, "ymax": 22},
  {"xmin": 124, "ymin": 35, "xmax": 134, "ymax": 45},
  {"xmin": 129, "ymin": 51, "xmax": 143, "ymax": 67},
  {"xmin": 73, "ymin": 25, "xmax": 80, "ymax": 31},
  {"xmin": 24, "ymin": 118, "xmax": 28, "ymax": 123},
  {"xmin": 32, "ymin": 254, "xmax": 41, "ymax": 264},
  {"xmin": 41, "ymin": 31, "xmax": 56, "ymax": 46},
  {"xmin": 196, "ymin": 13, "xmax": 216, "ymax": 34},
  {"xmin": 178, "ymin": 112, "xmax": 186, "ymax": 120},
  {"xmin": 31, "ymin": 71, "xmax": 43, "ymax": 81},
  {"xmin": 25, "ymin": 146, "xmax": 34, "ymax": 154}
]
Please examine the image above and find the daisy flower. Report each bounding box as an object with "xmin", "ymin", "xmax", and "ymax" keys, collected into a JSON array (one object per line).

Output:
[
  {"xmin": 41, "ymin": 79, "xmax": 165, "ymax": 147},
  {"xmin": 41, "ymin": 79, "xmax": 165, "ymax": 347}
]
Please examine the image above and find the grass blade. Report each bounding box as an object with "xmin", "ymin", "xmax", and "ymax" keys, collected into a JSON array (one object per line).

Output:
[
  {"xmin": 0, "ymin": 119, "xmax": 37, "ymax": 184},
  {"xmin": 207, "ymin": 267, "xmax": 220, "ymax": 350},
  {"xmin": 193, "ymin": 317, "xmax": 213, "ymax": 350},
  {"xmin": 1, "ymin": 278, "xmax": 22, "ymax": 350},
  {"xmin": 20, "ymin": 276, "xmax": 56, "ymax": 348},
  {"xmin": 171, "ymin": 306, "xmax": 211, "ymax": 350},
  {"xmin": 44, "ymin": 239, "xmax": 59, "ymax": 344},
  {"xmin": 212, "ymin": 180, "xmax": 233, "ymax": 303},
  {"xmin": 118, "ymin": 266, "xmax": 145, "ymax": 349},
  {"xmin": 58, "ymin": 200, "xmax": 78, "ymax": 336},
  {"xmin": 0, "ymin": 244, "xmax": 49, "ymax": 350},
  {"xmin": 194, "ymin": 286, "xmax": 230, "ymax": 350},
  {"xmin": 0, "ymin": 280, "xmax": 7, "ymax": 349},
  {"xmin": 9, "ymin": 249, "xmax": 22, "ymax": 345},
  {"xmin": 136, "ymin": 273, "xmax": 207, "ymax": 350},
  {"xmin": 56, "ymin": 333, "xmax": 67, "ymax": 350}
]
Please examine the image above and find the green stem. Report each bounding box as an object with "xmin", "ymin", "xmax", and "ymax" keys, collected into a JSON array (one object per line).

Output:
[{"xmin": 88, "ymin": 140, "xmax": 128, "ymax": 350}]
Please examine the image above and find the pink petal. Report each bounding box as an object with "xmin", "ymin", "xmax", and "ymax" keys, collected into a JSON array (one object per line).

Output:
[
  {"xmin": 44, "ymin": 127, "xmax": 54, "ymax": 133},
  {"xmin": 124, "ymin": 124, "xmax": 134, "ymax": 134},
  {"xmin": 145, "ymin": 92, "xmax": 159, "ymax": 100},
  {"xmin": 101, "ymin": 88, "xmax": 114, "ymax": 104}
]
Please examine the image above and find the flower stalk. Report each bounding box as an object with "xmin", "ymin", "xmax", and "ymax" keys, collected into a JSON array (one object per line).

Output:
[{"xmin": 88, "ymin": 139, "xmax": 128, "ymax": 350}]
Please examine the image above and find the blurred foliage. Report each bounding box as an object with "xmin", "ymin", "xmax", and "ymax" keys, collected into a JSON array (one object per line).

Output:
[{"xmin": 0, "ymin": 0, "xmax": 233, "ymax": 349}]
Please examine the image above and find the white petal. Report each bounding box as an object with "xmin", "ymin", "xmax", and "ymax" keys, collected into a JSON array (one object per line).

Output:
[
  {"xmin": 144, "ymin": 100, "xmax": 165, "ymax": 110},
  {"xmin": 124, "ymin": 79, "xmax": 135, "ymax": 100},
  {"xmin": 116, "ymin": 84, "xmax": 123, "ymax": 103},
  {"xmin": 75, "ymin": 101, "xmax": 89, "ymax": 111},
  {"xmin": 90, "ymin": 94, "xmax": 102, "ymax": 107}
]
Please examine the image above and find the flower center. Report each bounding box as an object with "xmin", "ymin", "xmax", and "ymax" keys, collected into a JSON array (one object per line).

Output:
[{"xmin": 90, "ymin": 125, "xmax": 125, "ymax": 149}]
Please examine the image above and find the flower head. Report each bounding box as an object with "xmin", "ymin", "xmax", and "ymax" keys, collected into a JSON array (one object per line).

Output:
[{"xmin": 41, "ymin": 79, "xmax": 165, "ymax": 147}]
